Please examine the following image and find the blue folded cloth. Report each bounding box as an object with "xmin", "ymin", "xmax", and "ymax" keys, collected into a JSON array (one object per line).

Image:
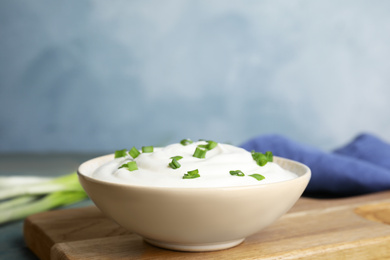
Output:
[
  {"xmin": 240, "ymin": 133, "xmax": 390, "ymax": 196},
  {"xmin": 333, "ymin": 134, "xmax": 390, "ymax": 170}
]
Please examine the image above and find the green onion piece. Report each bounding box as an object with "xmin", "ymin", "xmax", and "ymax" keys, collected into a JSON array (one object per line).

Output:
[
  {"xmin": 170, "ymin": 156, "xmax": 183, "ymax": 161},
  {"xmin": 193, "ymin": 147, "xmax": 207, "ymax": 158},
  {"xmin": 206, "ymin": 140, "xmax": 218, "ymax": 150},
  {"xmin": 119, "ymin": 161, "xmax": 138, "ymax": 171},
  {"xmin": 169, "ymin": 158, "xmax": 181, "ymax": 169},
  {"xmin": 183, "ymin": 169, "xmax": 200, "ymax": 179},
  {"xmin": 265, "ymin": 151, "xmax": 273, "ymax": 162},
  {"xmin": 249, "ymin": 174, "xmax": 265, "ymax": 181},
  {"xmin": 129, "ymin": 146, "xmax": 141, "ymax": 159},
  {"xmin": 198, "ymin": 140, "xmax": 218, "ymax": 151},
  {"xmin": 142, "ymin": 146, "xmax": 154, "ymax": 153},
  {"xmin": 114, "ymin": 149, "xmax": 127, "ymax": 158},
  {"xmin": 251, "ymin": 151, "xmax": 272, "ymax": 166},
  {"xmin": 180, "ymin": 139, "xmax": 193, "ymax": 146},
  {"xmin": 229, "ymin": 170, "xmax": 245, "ymax": 177}
]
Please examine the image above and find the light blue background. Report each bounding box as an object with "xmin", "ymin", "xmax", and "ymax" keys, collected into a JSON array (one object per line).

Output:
[{"xmin": 1, "ymin": 0, "xmax": 390, "ymax": 153}]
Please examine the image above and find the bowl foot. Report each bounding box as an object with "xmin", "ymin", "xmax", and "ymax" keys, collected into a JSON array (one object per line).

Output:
[{"xmin": 144, "ymin": 237, "xmax": 245, "ymax": 252}]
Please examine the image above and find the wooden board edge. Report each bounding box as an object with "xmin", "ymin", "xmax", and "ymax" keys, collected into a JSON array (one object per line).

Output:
[
  {"xmin": 48, "ymin": 234, "xmax": 390, "ymax": 260},
  {"xmin": 24, "ymin": 216, "xmax": 55, "ymax": 260},
  {"xmin": 263, "ymin": 235, "xmax": 390, "ymax": 260},
  {"xmin": 51, "ymin": 243, "xmax": 70, "ymax": 260},
  {"xmin": 49, "ymin": 235, "xmax": 145, "ymax": 260}
]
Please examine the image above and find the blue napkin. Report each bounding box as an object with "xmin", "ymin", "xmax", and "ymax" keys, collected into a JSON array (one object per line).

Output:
[
  {"xmin": 240, "ymin": 133, "xmax": 390, "ymax": 196},
  {"xmin": 333, "ymin": 134, "xmax": 390, "ymax": 170}
]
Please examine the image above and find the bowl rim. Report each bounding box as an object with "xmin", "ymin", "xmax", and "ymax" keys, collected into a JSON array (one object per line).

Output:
[{"xmin": 77, "ymin": 153, "xmax": 311, "ymax": 191}]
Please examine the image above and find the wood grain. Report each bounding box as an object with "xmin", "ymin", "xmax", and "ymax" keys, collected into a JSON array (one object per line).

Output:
[
  {"xmin": 355, "ymin": 202, "xmax": 390, "ymax": 225},
  {"xmin": 24, "ymin": 191, "xmax": 390, "ymax": 260}
]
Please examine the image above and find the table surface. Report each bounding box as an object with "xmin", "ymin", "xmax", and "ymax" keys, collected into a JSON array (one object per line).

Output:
[{"xmin": 0, "ymin": 153, "xmax": 100, "ymax": 259}]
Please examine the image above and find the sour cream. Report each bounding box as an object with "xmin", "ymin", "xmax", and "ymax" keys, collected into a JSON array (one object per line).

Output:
[{"xmin": 91, "ymin": 141, "xmax": 297, "ymax": 188}]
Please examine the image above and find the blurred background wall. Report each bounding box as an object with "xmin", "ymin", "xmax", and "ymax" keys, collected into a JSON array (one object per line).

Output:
[{"xmin": 1, "ymin": 0, "xmax": 390, "ymax": 153}]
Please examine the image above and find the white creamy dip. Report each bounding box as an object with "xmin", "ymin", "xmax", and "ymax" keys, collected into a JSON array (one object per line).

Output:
[{"xmin": 91, "ymin": 141, "xmax": 297, "ymax": 188}]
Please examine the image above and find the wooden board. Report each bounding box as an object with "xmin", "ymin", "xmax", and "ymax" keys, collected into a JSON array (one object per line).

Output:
[{"xmin": 24, "ymin": 191, "xmax": 390, "ymax": 260}]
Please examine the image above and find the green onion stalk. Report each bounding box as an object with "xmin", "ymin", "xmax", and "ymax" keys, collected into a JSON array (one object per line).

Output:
[{"xmin": 0, "ymin": 172, "xmax": 88, "ymax": 225}]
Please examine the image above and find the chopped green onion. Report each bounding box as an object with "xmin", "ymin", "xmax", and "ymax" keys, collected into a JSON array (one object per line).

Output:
[
  {"xmin": 249, "ymin": 174, "xmax": 265, "ymax": 181},
  {"xmin": 229, "ymin": 170, "xmax": 245, "ymax": 177},
  {"xmin": 265, "ymin": 151, "xmax": 273, "ymax": 162},
  {"xmin": 180, "ymin": 139, "xmax": 193, "ymax": 146},
  {"xmin": 206, "ymin": 140, "xmax": 218, "ymax": 150},
  {"xmin": 170, "ymin": 156, "xmax": 183, "ymax": 161},
  {"xmin": 197, "ymin": 140, "xmax": 218, "ymax": 151},
  {"xmin": 114, "ymin": 149, "xmax": 128, "ymax": 158},
  {"xmin": 129, "ymin": 146, "xmax": 141, "ymax": 159},
  {"xmin": 169, "ymin": 158, "xmax": 181, "ymax": 169},
  {"xmin": 251, "ymin": 151, "xmax": 273, "ymax": 166},
  {"xmin": 183, "ymin": 169, "xmax": 200, "ymax": 179},
  {"xmin": 142, "ymin": 146, "xmax": 154, "ymax": 153},
  {"xmin": 193, "ymin": 147, "xmax": 207, "ymax": 158},
  {"xmin": 119, "ymin": 161, "xmax": 138, "ymax": 171}
]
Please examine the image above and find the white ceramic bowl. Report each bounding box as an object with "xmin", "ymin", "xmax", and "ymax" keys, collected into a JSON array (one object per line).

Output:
[{"xmin": 78, "ymin": 155, "xmax": 310, "ymax": 252}]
